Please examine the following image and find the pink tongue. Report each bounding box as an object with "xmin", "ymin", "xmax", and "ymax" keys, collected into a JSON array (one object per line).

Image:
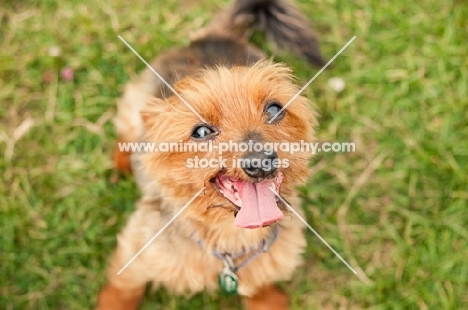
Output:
[{"xmin": 234, "ymin": 181, "xmax": 284, "ymax": 229}]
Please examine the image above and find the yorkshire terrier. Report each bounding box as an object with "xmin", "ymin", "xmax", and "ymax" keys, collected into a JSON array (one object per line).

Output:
[{"xmin": 98, "ymin": 0, "xmax": 325, "ymax": 309}]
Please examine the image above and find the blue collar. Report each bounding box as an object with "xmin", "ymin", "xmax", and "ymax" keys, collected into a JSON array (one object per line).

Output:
[{"xmin": 193, "ymin": 225, "xmax": 279, "ymax": 272}]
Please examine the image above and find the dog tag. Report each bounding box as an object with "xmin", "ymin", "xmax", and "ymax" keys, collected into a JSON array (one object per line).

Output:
[{"xmin": 218, "ymin": 267, "xmax": 238, "ymax": 294}]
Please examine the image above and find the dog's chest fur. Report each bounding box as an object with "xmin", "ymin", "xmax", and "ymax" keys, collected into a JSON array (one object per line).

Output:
[{"xmin": 115, "ymin": 195, "xmax": 306, "ymax": 296}]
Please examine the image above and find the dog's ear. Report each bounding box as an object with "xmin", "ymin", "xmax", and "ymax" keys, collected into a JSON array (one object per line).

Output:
[{"xmin": 141, "ymin": 98, "xmax": 166, "ymax": 133}]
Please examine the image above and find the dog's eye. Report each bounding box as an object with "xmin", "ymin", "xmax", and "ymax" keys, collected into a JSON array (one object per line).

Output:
[
  {"xmin": 265, "ymin": 102, "xmax": 284, "ymax": 123},
  {"xmin": 191, "ymin": 125, "xmax": 217, "ymax": 140}
]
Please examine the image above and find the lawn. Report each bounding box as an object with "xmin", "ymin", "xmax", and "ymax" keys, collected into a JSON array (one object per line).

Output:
[{"xmin": 1, "ymin": 0, "xmax": 467, "ymax": 309}]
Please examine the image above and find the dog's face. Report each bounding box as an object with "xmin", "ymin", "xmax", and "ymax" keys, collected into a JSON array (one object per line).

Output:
[{"xmin": 141, "ymin": 61, "xmax": 316, "ymax": 229}]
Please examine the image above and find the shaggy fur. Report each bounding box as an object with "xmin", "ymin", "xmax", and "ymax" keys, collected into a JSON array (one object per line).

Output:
[{"xmin": 99, "ymin": 0, "xmax": 324, "ymax": 309}]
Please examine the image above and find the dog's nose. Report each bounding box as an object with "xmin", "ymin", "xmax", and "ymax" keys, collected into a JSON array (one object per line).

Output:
[{"xmin": 241, "ymin": 151, "xmax": 278, "ymax": 179}]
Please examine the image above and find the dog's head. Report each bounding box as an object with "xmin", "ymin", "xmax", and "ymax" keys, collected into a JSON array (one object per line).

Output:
[{"xmin": 141, "ymin": 61, "xmax": 316, "ymax": 229}]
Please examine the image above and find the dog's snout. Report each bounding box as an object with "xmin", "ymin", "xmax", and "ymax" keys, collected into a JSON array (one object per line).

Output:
[{"xmin": 241, "ymin": 151, "xmax": 278, "ymax": 179}]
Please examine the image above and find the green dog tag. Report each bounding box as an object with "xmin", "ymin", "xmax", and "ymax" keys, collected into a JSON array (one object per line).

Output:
[{"xmin": 218, "ymin": 267, "xmax": 238, "ymax": 294}]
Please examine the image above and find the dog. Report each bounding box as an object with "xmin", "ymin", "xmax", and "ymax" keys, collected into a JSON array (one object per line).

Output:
[{"xmin": 98, "ymin": 0, "xmax": 325, "ymax": 309}]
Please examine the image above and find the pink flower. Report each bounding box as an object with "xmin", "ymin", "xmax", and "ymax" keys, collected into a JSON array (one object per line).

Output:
[{"xmin": 61, "ymin": 67, "xmax": 74, "ymax": 82}]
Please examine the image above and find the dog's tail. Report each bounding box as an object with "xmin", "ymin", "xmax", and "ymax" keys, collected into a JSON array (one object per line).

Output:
[{"xmin": 191, "ymin": 0, "xmax": 326, "ymax": 67}]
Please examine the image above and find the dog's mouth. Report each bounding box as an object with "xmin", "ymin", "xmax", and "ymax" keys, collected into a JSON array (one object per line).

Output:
[{"xmin": 211, "ymin": 172, "xmax": 284, "ymax": 229}]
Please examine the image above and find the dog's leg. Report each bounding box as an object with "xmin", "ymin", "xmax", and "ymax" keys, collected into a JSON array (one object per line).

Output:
[
  {"xmin": 244, "ymin": 285, "xmax": 290, "ymax": 310},
  {"xmin": 97, "ymin": 199, "xmax": 162, "ymax": 310},
  {"xmin": 96, "ymin": 245, "xmax": 148, "ymax": 310},
  {"xmin": 112, "ymin": 81, "xmax": 147, "ymax": 174},
  {"xmin": 97, "ymin": 282, "xmax": 145, "ymax": 310},
  {"xmin": 113, "ymin": 139, "xmax": 132, "ymax": 173},
  {"xmin": 113, "ymin": 66, "xmax": 163, "ymax": 173}
]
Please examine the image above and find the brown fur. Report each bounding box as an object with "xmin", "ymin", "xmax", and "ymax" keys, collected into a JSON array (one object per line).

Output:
[
  {"xmin": 245, "ymin": 285, "xmax": 290, "ymax": 310},
  {"xmin": 100, "ymin": 0, "xmax": 324, "ymax": 309},
  {"xmin": 97, "ymin": 284, "xmax": 145, "ymax": 310},
  {"xmin": 113, "ymin": 140, "xmax": 132, "ymax": 173}
]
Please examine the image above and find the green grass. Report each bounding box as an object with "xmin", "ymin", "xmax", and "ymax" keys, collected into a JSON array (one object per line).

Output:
[{"xmin": 1, "ymin": 0, "xmax": 467, "ymax": 309}]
